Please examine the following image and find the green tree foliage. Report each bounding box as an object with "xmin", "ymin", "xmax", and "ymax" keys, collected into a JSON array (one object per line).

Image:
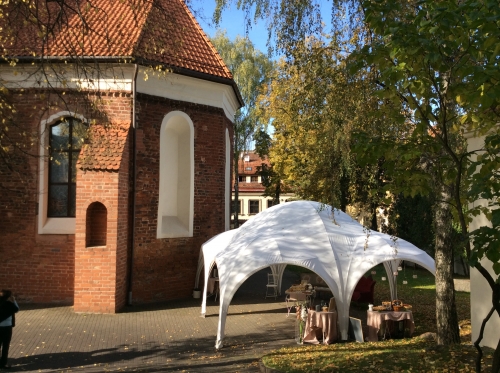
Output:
[
  {"xmin": 210, "ymin": 31, "xmax": 274, "ymax": 226},
  {"xmin": 468, "ymin": 130, "xmax": 500, "ymax": 373},
  {"xmin": 385, "ymin": 194, "xmax": 435, "ymax": 257},
  {"xmin": 257, "ymin": 37, "xmax": 387, "ymax": 220},
  {"xmin": 469, "ymin": 132, "xmax": 500, "ymax": 275},
  {"xmin": 253, "ymin": 128, "xmax": 282, "ymax": 204},
  {"xmin": 351, "ymin": 0, "xmax": 500, "ymax": 366},
  {"xmin": 211, "ymin": 30, "xmax": 273, "ymax": 153},
  {"xmin": 213, "ymin": 0, "xmax": 500, "ymax": 367}
]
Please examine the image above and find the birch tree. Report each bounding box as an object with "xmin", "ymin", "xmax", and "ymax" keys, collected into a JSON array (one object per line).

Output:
[{"xmin": 210, "ymin": 31, "xmax": 273, "ymax": 227}]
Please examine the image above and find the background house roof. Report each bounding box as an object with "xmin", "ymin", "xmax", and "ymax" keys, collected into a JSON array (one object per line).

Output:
[
  {"xmin": 1, "ymin": 0, "xmax": 236, "ymax": 83},
  {"xmin": 236, "ymin": 151, "xmax": 269, "ymax": 193}
]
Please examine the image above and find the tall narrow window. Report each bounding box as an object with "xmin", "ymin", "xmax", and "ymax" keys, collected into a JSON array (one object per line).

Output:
[
  {"xmin": 267, "ymin": 199, "xmax": 276, "ymax": 209},
  {"xmin": 48, "ymin": 118, "xmax": 86, "ymax": 217},
  {"xmin": 249, "ymin": 200, "xmax": 260, "ymax": 214}
]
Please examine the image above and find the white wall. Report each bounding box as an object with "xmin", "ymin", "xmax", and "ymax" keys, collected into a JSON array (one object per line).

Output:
[
  {"xmin": 0, "ymin": 64, "xmax": 240, "ymax": 122},
  {"xmin": 467, "ymin": 134, "xmax": 500, "ymax": 349},
  {"xmin": 157, "ymin": 112, "xmax": 194, "ymax": 238},
  {"xmin": 232, "ymin": 192, "xmax": 295, "ymax": 222}
]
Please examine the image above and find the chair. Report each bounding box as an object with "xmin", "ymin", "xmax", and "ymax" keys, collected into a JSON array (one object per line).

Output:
[
  {"xmin": 286, "ymin": 291, "xmax": 307, "ymax": 317},
  {"xmin": 328, "ymin": 297, "xmax": 337, "ymax": 312},
  {"xmin": 353, "ymin": 275, "xmax": 376, "ymax": 304},
  {"xmin": 265, "ymin": 273, "xmax": 278, "ymax": 299}
]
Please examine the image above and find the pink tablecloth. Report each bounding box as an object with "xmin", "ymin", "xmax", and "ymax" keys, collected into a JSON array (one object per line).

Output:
[
  {"xmin": 207, "ymin": 277, "xmax": 219, "ymax": 294},
  {"xmin": 303, "ymin": 310, "xmax": 338, "ymax": 344},
  {"xmin": 367, "ymin": 311, "xmax": 414, "ymax": 341},
  {"xmin": 286, "ymin": 291, "xmax": 307, "ymax": 301}
]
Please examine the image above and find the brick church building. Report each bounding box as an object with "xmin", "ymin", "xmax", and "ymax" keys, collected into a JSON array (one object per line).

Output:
[{"xmin": 0, "ymin": 0, "xmax": 241, "ymax": 313}]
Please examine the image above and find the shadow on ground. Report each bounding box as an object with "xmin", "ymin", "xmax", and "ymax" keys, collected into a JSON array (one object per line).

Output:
[{"xmin": 10, "ymin": 331, "xmax": 294, "ymax": 372}]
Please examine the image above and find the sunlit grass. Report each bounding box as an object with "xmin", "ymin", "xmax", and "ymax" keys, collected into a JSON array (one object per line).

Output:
[
  {"xmin": 413, "ymin": 285, "xmax": 436, "ymax": 290},
  {"xmin": 261, "ymin": 266, "xmax": 493, "ymax": 372},
  {"xmin": 262, "ymin": 340, "xmax": 493, "ymax": 372}
]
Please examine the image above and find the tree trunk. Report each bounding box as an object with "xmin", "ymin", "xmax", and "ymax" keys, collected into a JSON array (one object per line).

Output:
[
  {"xmin": 370, "ymin": 202, "xmax": 378, "ymax": 231},
  {"xmin": 273, "ymin": 179, "xmax": 280, "ymax": 206},
  {"xmin": 434, "ymin": 183, "xmax": 461, "ymax": 345}
]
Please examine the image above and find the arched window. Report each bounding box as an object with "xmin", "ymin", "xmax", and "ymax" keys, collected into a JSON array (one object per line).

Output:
[
  {"xmin": 86, "ymin": 202, "xmax": 107, "ymax": 247},
  {"xmin": 48, "ymin": 117, "xmax": 87, "ymax": 217},
  {"xmin": 157, "ymin": 111, "xmax": 194, "ymax": 238}
]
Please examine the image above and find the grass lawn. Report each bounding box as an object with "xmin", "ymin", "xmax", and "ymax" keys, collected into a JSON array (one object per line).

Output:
[{"xmin": 262, "ymin": 265, "xmax": 495, "ymax": 372}]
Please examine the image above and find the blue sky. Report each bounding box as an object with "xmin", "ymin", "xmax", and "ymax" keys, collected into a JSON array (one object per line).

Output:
[
  {"xmin": 188, "ymin": 0, "xmax": 271, "ymax": 54},
  {"xmin": 188, "ymin": 1, "xmax": 334, "ymax": 56}
]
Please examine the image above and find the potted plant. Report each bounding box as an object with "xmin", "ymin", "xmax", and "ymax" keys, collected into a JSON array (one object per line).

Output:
[
  {"xmin": 192, "ymin": 288, "xmax": 201, "ymax": 299},
  {"xmin": 295, "ymin": 301, "xmax": 308, "ymax": 344}
]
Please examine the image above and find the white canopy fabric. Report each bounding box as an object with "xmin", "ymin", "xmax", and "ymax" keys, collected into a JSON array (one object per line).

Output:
[{"xmin": 198, "ymin": 201, "xmax": 435, "ymax": 349}]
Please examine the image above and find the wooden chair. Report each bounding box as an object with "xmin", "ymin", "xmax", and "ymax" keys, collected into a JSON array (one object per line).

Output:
[{"xmin": 265, "ymin": 273, "xmax": 278, "ymax": 299}]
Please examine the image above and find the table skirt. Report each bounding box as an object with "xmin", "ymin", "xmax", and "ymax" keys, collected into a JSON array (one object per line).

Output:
[{"xmin": 303, "ymin": 310, "xmax": 338, "ymax": 344}]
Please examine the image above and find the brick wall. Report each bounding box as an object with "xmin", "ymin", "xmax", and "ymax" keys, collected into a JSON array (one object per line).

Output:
[
  {"xmin": 73, "ymin": 121, "xmax": 131, "ymax": 313},
  {"xmin": 0, "ymin": 88, "xmax": 234, "ymax": 309},
  {"xmin": 0, "ymin": 90, "xmax": 131, "ymax": 305},
  {"xmin": 73, "ymin": 160, "xmax": 130, "ymax": 313},
  {"xmin": 131, "ymin": 93, "xmax": 232, "ymax": 303}
]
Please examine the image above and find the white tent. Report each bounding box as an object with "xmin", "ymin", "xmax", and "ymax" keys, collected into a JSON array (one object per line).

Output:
[{"xmin": 197, "ymin": 201, "xmax": 435, "ymax": 349}]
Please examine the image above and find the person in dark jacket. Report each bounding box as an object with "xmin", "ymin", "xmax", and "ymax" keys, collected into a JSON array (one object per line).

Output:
[{"xmin": 0, "ymin": 290, "xmax": 19, "ymax": 370}]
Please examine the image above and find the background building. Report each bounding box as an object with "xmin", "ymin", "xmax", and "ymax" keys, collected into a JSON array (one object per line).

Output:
[{"xmin": 232, "ymin": 151, "xmax": 294, "ymax": 226}]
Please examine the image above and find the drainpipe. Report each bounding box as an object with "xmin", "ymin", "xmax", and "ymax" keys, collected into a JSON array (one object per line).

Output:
[{"xmin": 127, "ymin": 64, "xmax": 139, "ymax": 306}]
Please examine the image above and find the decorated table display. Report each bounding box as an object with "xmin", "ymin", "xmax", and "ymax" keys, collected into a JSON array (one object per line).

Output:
[
  {"xmin": 302, "ymin": 309, "xmax": 338, "ymax": 345},
  {"xmin": 367, "ymin": 300, "xmax": 414, "ymax": 341}
]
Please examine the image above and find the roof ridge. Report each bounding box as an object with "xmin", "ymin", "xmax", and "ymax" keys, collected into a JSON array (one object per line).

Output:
[{"xmin": 179, "ymin": 0, "xmax": 233, "ymax": 79}]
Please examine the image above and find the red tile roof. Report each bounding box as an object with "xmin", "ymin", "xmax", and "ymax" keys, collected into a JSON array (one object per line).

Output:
[
  {"xmin": 78, "ymin": 121, "xmax": 130, "ymax": 171},
  {"xmin": 1, "ymin": 0, "xmax": 233, "ymax": 81},
  {"xmin": 238, "ymin": 152, "xmax": 270, "ymax": 175},
  {"xmin": 238, "ymin": 182, "xmax": 266, "ymax": 193},
  {"xmin": 235, "ymin": 151, "xmax": 269, "ymax": 192}
]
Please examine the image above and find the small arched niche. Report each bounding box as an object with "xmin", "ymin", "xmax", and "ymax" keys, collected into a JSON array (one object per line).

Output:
[
  {"xmin": 86, "ymin": 202, "xmax": 107, "ymax": 247},
  {"xmin": 157, "ymin": 111, "xmax": 194, "ymax": 238}
]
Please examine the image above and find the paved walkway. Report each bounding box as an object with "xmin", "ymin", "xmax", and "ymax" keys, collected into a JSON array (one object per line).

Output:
[
  {"xmin": 7, "ymin": 271, "xmax": 467, "ymax": 372},
  {"xmin": 6, "ymin": 270, "xmax": 300, "ymax": 372}
]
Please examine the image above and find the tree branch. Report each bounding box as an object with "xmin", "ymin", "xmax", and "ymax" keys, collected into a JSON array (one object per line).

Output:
[{"xmin": 474, "ymin": 305, "xmax": 495, "ymax": 373}]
